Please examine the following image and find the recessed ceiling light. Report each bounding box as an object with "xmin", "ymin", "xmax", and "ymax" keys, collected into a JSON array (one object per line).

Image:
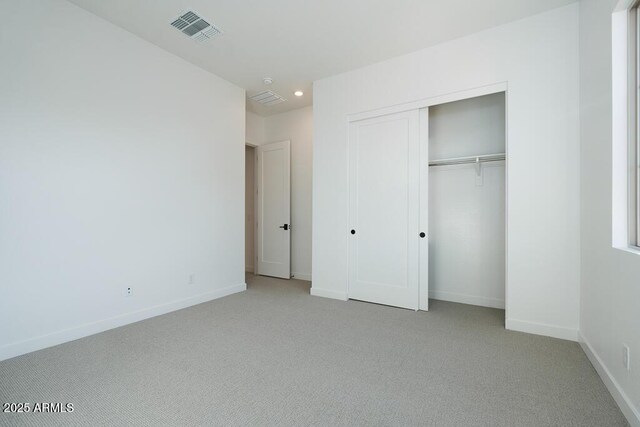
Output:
[
  {"xmin": 262, "ymin": 77, "xmax": 273, "ymax": 85},
  {"xmin": 294, "ymin": 91, "xmax": 303, "ymax": 97}
]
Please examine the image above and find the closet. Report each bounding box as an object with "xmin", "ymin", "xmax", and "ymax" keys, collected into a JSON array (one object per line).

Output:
[
  {"xmin": 428, "ymin": 93, "xmax": 506, "ymax": 309},
  {"xmin": 347, "ymin": 90, "xmax": 506, "ymax": 311}
]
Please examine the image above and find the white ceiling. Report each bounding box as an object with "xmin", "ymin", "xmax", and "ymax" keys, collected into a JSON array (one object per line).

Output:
[{"xmin": 68, "ymin": 0, "xmax": 576, "ymax": 116}]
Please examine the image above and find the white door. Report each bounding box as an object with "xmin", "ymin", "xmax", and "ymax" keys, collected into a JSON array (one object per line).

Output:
[
  {"xmin": 348, "ymin": 110, "xmax": 424, "ymax": 310},
  {"xmin": 419, "ymin": 108, "xmax": 429, "ymax": 310},
  {"xmin": 256, "ymin": 140, "xmax": 291, "ymax": 279}
]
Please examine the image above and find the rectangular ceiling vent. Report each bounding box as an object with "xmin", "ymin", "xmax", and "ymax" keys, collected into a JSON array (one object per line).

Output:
[
  {"xmin": 170, "ymin": 10, "xmax": 222, "ymax": 43},
  {"xmin": 249, "ymin": 91, "xmax": 286, "ymax": 106}
]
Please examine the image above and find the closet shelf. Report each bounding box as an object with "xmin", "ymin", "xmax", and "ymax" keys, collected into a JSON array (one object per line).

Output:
[{"xmin": 428, "ymin": 153, "xmax": 506, "ymax": 167}]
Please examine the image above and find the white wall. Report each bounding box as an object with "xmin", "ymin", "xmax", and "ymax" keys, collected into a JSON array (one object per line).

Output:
[
  {"xmin": 0, "ymin": 0, "xmax": 246, "ymax": 361},
  {"xmin": 312, "ymin": 4, "xmax": 580, "ymax": 340},
  {"xmin": 246, "ymin": 111, "xmax": 265, "ymax": 146},
  {"xmin": 429, "ymin": 93, "xmax": 506, "ymax": 159},
  {"xmin": 245, "ymin": 146, "xmax": 255, "ymax": 272},
  {"xmin": 429, "ymin": 93, "xmax": 506, "ymax": 309},
  {"xmin": 263, "ymin": 107, "xmax": 313, "ymax": 280},
  {"xmin": 579, "ymin": 0, "xmax": 640, "ymax": 423}
]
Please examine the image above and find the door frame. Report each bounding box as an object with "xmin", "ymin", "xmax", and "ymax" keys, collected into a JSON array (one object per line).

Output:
[
  {"xmin": 245, "ymin": 142, "xmax": 258, "ymax": 276},
  {"xmin": 254, "ymin": 140, "xmax": 291, "ymax": 279},
  {"xmin": 346, "ymin": 82, "xmax": 509, "ymax": 314}
]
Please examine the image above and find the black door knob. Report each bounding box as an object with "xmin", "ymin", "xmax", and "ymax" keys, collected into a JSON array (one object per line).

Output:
[
  {"xmin": 350, "ymin": 229, "xmax": 356, "ymax": 235},
  {"xmin": 279, "ymin": 224, "xmax": 289, "ymax": 230},
  {"xmin": 419, "ymin": 232, "xmax": 426, "ymax": 238}
]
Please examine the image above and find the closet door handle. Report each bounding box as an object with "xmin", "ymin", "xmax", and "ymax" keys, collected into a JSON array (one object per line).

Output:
[
  {"xmin": 350, "ymin": 229, "xmax": 356, "ymax": 235},
  {"xmin": 419, "ymin": 232, "xmax": 426, "ymax": 238},
  {"xmin": 279, "ymin": 224, "xmax": 289, "ymax": 230}
]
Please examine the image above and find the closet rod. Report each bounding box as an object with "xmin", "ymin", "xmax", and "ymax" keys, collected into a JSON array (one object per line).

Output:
[{"xmin": 428, "ymin": 153, "xmax": 506, "ymax": 167}]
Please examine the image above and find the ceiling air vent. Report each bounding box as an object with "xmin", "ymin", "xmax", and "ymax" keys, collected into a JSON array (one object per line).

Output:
[
  {"xmin": 170, "ymin": 11, "xmax": 222, "ymax": 43},
  {"xmin": 249, "ymin": 91, "xmax": 286, "ymax": 106}
]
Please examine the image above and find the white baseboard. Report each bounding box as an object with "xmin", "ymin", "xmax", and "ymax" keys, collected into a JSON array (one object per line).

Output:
[
  {"xmin": 310, "ymin": 287, "xmax": 348, "ymax": 301},
  {"xmin": 291, "ymin": 272, "xmax": 311, "ymax": 281},
  {"xmin": 506, "ymin": 318, "xmax": 578, "ymax": 341},
  {"xmin": 0, "ymin": 283, "xmax": 247, "ymax": 362},
  {"xmin": 579, "ymin": 332, "xmax": 640, "ymax": 426},
  {"xmin": 429, "ymin": 290, "xmax": 505, "ymax": 309}
]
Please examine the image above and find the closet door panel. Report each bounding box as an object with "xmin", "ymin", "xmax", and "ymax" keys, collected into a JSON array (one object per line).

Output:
[
  {"xmin": 418, "ymin": 108, "xmax": 430, "ymax": 311},
  {"xmin": 348, "ymin": 110, "xmax": 419, "ymax": 310}
]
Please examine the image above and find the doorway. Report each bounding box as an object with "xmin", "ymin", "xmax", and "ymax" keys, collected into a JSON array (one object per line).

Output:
[
  {"xmin": 245, "ymin": 145, "xmax": 256, "ymax": 274},
  {"xmin": 245, "ymin": 141, "xmax": 292, "ymax": 279},
  {"xmin": 427, "ymin": 92, "xmax": 506, "ymax": 310}
]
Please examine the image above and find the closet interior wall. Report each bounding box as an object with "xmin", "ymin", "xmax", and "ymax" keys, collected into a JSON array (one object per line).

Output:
[{"xmin": 428, "ymin": 92, "xmax": 506, "ymax": 309}]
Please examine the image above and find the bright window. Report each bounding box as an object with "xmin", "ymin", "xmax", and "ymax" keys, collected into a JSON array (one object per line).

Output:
[
  {"xmin": 632, "ymin": 2, "xmax": 640, "ymax": 246},
  {"xmin": 612, "ymin": 0, "xmax": 640, "ymax": 251}
]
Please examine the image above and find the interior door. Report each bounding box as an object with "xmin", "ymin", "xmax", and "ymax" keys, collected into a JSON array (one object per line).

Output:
[
  {"xmin": 256, "ymin": 140, "xmax": 291, "ymax": 279},
  {"xmin": 348, "ymin": 110, "xmax": 421, "ymax": 310}
]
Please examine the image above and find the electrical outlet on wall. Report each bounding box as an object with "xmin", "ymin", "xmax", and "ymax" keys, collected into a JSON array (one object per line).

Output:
[
  {"xmin": 623, "ymin": 344, "xmax": 630, "ymax": 371},
  {"xmin": 125, "ymin": 286, "xmax": 133, "ymax": 297}
]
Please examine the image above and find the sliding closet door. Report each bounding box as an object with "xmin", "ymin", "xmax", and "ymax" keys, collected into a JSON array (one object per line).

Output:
[
  {"xmin": 418, "ymin": 108, "xmax": 429, "ymax": 311},
  {"xmin": 348, "ymin": 110, "xmax": 420, "ymax": 310}
]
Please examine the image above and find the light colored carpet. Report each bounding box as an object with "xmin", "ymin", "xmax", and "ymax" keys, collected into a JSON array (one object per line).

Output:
[{"xmin": 0, "ymin": 274, "xmax": 628, "ymax": 426}]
